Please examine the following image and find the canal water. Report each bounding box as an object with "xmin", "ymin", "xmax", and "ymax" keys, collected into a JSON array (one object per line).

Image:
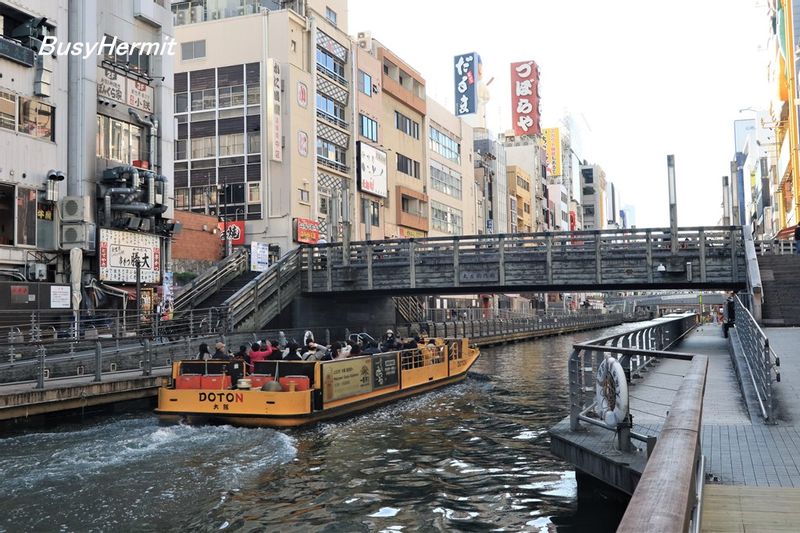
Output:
[{"xmin": 0, "ymin": 324, "xmax": 639, "ymax": 532}]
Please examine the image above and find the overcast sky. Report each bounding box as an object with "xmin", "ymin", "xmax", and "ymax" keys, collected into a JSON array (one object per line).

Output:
[{"xmin": 349, "ymin": 0, "xmax": 769, "ymax": 228}]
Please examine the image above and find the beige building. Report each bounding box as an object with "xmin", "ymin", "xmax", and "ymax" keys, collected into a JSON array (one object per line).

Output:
[
  {"xmin": 172, "ymin": 0, "xmax": 353, "ymax": 254},
  {"xmin": 507, "ymin": 165, "xmax": 532, "ymax": 233},
  {"xmin": 426, "ymin": 98, "xmax": 479, "ymax": 236},
  {"xmin": 502, "ymin": 135, "xmax": 548, "ymax": 231}
]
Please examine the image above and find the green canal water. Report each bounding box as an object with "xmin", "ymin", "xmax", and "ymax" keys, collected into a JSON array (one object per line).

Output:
[{"xmin": 0, "ymin": 324, "xmax": 643, "ymax": 532}]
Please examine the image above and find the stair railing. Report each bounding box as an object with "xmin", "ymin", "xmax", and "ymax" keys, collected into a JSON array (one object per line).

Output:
[{"xmin": 172, "ymin": 249, "xmax": 249, "ymax": 312}]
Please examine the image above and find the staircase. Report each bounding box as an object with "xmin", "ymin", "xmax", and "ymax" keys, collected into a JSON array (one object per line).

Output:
[
  {"xmin": 172, "ymin": 248, "xmax": 250, "ymax": 311},
  {"xmin": 758, "ymin": 254, "xmax": 800, "ymax": 326},
  {"xmin": 201, "ymin": 270, "xmax": 261, "ymax": 309},
  {"xmin": 394, "ymin": 296, "xmax": 426, "ymax": 324}
]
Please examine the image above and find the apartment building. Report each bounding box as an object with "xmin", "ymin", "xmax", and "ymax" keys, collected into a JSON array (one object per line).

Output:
[
  {"xmin": 1, "ymin": 0, "xmax": 174, "ymax": 293},
  {"xmin": 172, "ymin": 0, "xmax": 352, "ymax": 253},
  {"xmin": 580, "ymin": 163, "xmax": 607, "ymax": 230},
  {"xmin": 502, "ymin": 134, "xmax": 548, "ymax": 231},
  {"xmin": 507, "ymin": 165, "xmax": 532, "ymax": 233},
  {"xmin": 474, "ymin": 128, "xmax": 507, "ymax": 234}
]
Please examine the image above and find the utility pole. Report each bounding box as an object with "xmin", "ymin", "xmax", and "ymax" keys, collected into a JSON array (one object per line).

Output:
[
  {"xmin": 667, "ymin": 155, "xmax": 678, "ymax": 254},
  {"xmin": 134, "ymin": 257, "xmax": 142, "ymax": 335}
]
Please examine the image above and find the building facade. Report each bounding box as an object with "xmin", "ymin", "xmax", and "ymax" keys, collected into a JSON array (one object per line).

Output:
[
  {"xmin": 473, "ymin": 128, "xmax": 507, "ymax": 234},
  {"xmin": 579, "ymin": 163, "xmax": 607, "ymax": 230},
  {"xmin": 502, "ymin": 134, "xmax": 548, "ymax": 231},
  {"xmin": 506, "ymin": 165, "xmax": 532, "ymax": 233}
]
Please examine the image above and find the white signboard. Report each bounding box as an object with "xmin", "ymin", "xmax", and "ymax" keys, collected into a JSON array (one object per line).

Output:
[
  {"xmin": 97, "ymin": 67, "xmax": 154, "ymax": 113},
  {"xmin": 99, "ymin": 228, "xmax": 162, "ymax": 283},
  {"xmin": 358, "ymin": 142, "xmax": 388, "ymax": 198},
  {"xmin": 267, "ymin": 59, "xmax": 283, "ymax": 162},
  {"xmin": 127, "ymin": 78, "xmax": 154, "ymax": 113},
  {"xmin": 50, "ymin": 285, "xmax": 71, "ymax": 309},
  {"xmin": 97, "ymin": 67, "xmax": 125, "ymax": 104},
  {"xmin": 250, "ymin": 241, "xmax": 271, "ymax": 272}
]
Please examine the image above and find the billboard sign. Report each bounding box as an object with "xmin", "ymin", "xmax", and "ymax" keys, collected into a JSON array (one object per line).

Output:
[
  {"xmin": 357, "ymin": 141, "xmax": 388, "ymax": 198},
  {"xmin": 454, "ymin": 52, "xmax": 480, "ymax": 116},
  {"xmin": 250, "ymin": 241, "xmax": 271, "ymax": 272},
  {"xmin": 510, "ymin": 60, "xmax": 541, "ymax": 136},
  {"xmin": 543, "ymin": 128, "xmax": 562, "ymax": 177},
  {"xmin": 322, "ymin": 357, "xmax": 373, "ymax": 402},
  {"xmin": 99, "ymin": 228, "xmax": 162, "ymax": 283},
  {"xmin": 293, "ymin": 217, "xmax": 321, "ymax": 244},
  {"xmin": 217, "ymin": 221, "xmax": 246, "ymax": 246},
  {"xmin": 267, "ymin": 59, "xmax": 282, "ymax": 162}
]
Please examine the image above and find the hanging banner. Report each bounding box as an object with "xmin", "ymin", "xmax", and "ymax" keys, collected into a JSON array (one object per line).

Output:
[
  {"xmin": 267, "ymin": 59, "xmax": 283, "ymax": 162},
  {"xmin": 510, "ymin": 60, "xmax": 541, "ymax": 136}
]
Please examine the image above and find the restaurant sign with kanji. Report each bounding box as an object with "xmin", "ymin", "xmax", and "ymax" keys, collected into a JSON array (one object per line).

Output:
[
  {"xmin": 99, "ymin": 228, "xmax": 162, "ymax": 283},
  {"xmin": 510, "ymin": 60, "xmax": 541, "ymax": 136}
]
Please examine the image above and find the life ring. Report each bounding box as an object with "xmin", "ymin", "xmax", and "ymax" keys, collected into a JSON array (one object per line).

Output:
[{"xmin": 595, "ymin": 356, "xmax": 629, "ymax": 426}]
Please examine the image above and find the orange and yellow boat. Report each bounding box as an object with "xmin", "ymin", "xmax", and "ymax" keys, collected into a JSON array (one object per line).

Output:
[{"xmin": 155, "ymin": 337, "xmax": 480, "ymax": 427}]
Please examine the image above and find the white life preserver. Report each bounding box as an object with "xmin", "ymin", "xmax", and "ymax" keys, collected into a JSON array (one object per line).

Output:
[{"xmin": 595, "ymin": 356, "xmax": 629, "ymax": 426}]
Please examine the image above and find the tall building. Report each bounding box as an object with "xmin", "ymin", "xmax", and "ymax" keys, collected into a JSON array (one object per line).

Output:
[
  {"xmin": 507, "ymin": 165, "xmax": 532, "ymax": 233},
  {"xmin": 172, "ymin": 0, "xmax": 353, "ymax": 254},
  {"xmin": 1, "ymin": 0, "xmax": 174, "ymax": 308},
  {"xmin": 502, "ymin": 134, "xmax": 548, "ymax": 231},
  {"xmin": 580, "ymin": 164, "xmax": 607, "ymax": 230},
  {"xmin": 473, "ymin": 128, "xmax": 507, "ymax": 234}
]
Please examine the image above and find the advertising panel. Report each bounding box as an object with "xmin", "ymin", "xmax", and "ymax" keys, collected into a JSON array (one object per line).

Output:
[
  {"xmin": 127, "ymin": 78, "xmax": 154, "ymax": 113},
  {"xmin": 267, "ymin": 59, "xmax": 283, "ymax": 162},
  {"xmin": 372, "ymin": 353, "xmax": 399, "ymax": 390},
  {"xmin": 99, "ymin": 228, "xmax": 162, "ymax": 283},
  {"xmin": 510, "ymin": 60, "xmax": 541, "ymax": 136},
  {"xmin": 250, "ymin": 241, "xmax": 271, "ymax": 272},
  {"xmin": 322, "ymin": 357, "xmax": 373, "ymax": 402},
  {"xmin": 50, "ymin": 285, "xmax": 71, "ymax": 309},
  {"xmin": 293, "ymin": 217, "xmax": 320, "ymax": 244},
  {"xmin": 217, "ymin": 221, "xmax": 246, "ymax": 246},
  {"xmin": 543, "ymin": 128, "xmax": 562, "ymax": 177},
  {"xmin": 454, "ymin": 52, "xmax": 480, "ymax": 116},
  {"xmin": 357, "ymin": 141, "xmax": 388, "ymax": 198},
  {"xmin": 97, "ymin": 67, "xmax": 153, "ymax": 112}
]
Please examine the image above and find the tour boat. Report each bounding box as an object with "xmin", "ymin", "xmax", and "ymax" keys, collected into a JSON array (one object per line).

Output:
[{"xmin": 155, "ymin": 338, "xmax": 480, "ymax": 427}]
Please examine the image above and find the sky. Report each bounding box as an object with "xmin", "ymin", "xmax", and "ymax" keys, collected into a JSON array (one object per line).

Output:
[{"xmin": 348, "ymin": 0, "xmax": 769, "ymax": 228}]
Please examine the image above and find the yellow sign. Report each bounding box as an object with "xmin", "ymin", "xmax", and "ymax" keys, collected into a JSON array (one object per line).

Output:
[
  {"xmin": 543, "ymin": 128, "xmax": 562, "ymax": 177},
  {"xmin": 322, "ymin": 358, "xmax": 373, "ymax": 402}
]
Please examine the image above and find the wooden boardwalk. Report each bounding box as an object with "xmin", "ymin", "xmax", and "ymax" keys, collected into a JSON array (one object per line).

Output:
[{"xmin": 702, "ymin": 485, "xmax": 800, "ymax": 532}]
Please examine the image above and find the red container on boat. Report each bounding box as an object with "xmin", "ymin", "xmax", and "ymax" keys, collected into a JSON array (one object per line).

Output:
[
  {"xmin": 249, "ymin": 375, "xmax": 274, "ymax": 388},
  {"xmin": 279, "ymin": 375, "xmax": 310, "ymax": 391},
  {"xmin": 176, "ymin": 374, "xmax": 202, "ymax": 389},
  {"xmin": 201, "ymin": 375, "xmax": 232, "ymax": 389}
]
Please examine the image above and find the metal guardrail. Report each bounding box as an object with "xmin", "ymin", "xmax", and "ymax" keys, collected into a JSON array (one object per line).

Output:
[
  {"xmin": 568, "ymin": 314, "xmax": 699, "ymax": 441},
  {"xmin": 732, "ymin": 295, "xmax": 780, "ymax": 421},
  {"xmin": 754, "ymin": 240, "xmax": 797, "ymax": 255},
  {"xmin": 172, "ymin": 248, "xmax": 249, "ymax": 312}
]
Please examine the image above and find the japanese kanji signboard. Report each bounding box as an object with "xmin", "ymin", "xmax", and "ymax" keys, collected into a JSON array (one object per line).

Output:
[
  {"xmin": 510, "ymin": 60, "xmax": 541, "ymax": 136},
  {"xmin": 99, "ymin": 228, "xmax": 162, "ymax": 284},
  {"xmin": 453, "ymin": 52, "xmax": 480, "ymax": 116}
]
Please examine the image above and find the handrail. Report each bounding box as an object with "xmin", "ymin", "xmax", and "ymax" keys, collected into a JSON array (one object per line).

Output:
[
  {"xmin": 754, "ymin": 239, "xmax": 797, "ymax": 255},
  {"xmin": 617, "ymin": 354, "xmax": 709, "ymax": 533},
  {"xmin": 732, "ymin": 295, "xmax": 780, "ymax": 420},
  {"xmin": 172, "ymin": 248, "xmax": 249, "ymax": 311},
  {"xmin": 742, "ymin": 224, "xmax": 763, "ymax": 321}
]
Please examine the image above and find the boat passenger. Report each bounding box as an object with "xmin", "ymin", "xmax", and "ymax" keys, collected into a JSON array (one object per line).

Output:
[
  {"xmin": 381, "ymin": 329, "xmax": 398, "ymax": 351},
  {"xmin": 250, "ymin": 342, "xmax": 270, "ymax": 364},
  {"xmin": 196, "ymin": 342, "xmax": 211, "ymax": 360},
  {"xmin": 347, "ymin": 341, "xmax": 362, "ymax": 357},
  {"xmin": 235, "ymin": 344, "xmax": 252, "ymax": 366},
  {"xmin": 283, "ymin": 341, "xmax": 302, "ymax": 361},
  {"xmin": 321, "ymin": 341, "xmax": 340, "ymax": 361},
  {"xmin": 266, "ymin": 341, "xmax": 283, "ymax": 361},
  {"xmin": 212, "ymin": 342, "xmax": 231, "ymax": 360},
  {"xmin": 336, "ymin": 344, "xmax": 352, "ymax": 359}
]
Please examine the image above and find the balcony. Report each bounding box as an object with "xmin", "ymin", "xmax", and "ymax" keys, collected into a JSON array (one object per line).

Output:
[
  {"xmin": 316, "ymin": 64, "xmax": 347, "ymax": 87},
  {"xmin": 317, "ymin": 155, "xmax": 348, "ymax": 174},
  {"xmin": 0, "ymin": 35, "xmax": 34, "ymax": 67},
  {"xmin": 316, "ymin": 109, "xmax": 348, "ymax": 130}
]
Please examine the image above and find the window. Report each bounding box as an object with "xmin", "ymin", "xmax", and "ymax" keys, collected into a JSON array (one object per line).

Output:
[
  {"xmin": 316, "ymin": 48, "xmax": 345, "ymax": 80},
  {"xmin": 360, "ymin": 114, "xmax": 378, "ymax": 142},
  {"xmin": 582, "ymin": 186, "xmax": 594, "ymax": 197},
  {"xmin": 18, "ymin": 98, "xmax": 55, "ymax": 141},
  {"xmin": 431, "ymin": 200, "xmax": 463, "ymax": 235},
  {"xmin": 175, "ymin": 188, "xmax": 189, "ymax": 209},
  {"xmin": 299, "ymin": 189, "xmax": 310, "ymax": 203},
  {"xmin": 191, "ymin": 136, "xmax": 216, "ymax": 158},
  {"xmin": 0, "ymin": 91, "xmax": 15, "ymax": 131},
  {"xmin": 397, "ymin": 153, "xmax": 420, "ymax": 178},
  {"xmin": 175, "ymin": 139, "xmax": 187, "ymax": 160},
  {"xmin": 584, "ymin": 205, "xmax": 595, "ymax": 217},
  {"xmin": 181, "ymin": 40, "xmax": 206, "ymax": 61},
  {"xmin": 430, "ymin": 161, "xmax": 462, "ymax": 199},
  {"xmin": 358, "ymin": 70, "xmax": 372, "ymax": 96},
  {"xmin": 523, "ymin": 203, "xmax": 530, "ymax": 214},
  {"xmin": 16, "ymin": 187, "xmax": 37, "ymax": 246},
  {"xmin": 429, "ymin": 124, "xmax": 460, "ymax": 163},
  {"xmin": 247, "ymin": 84, "xmax": 260, "ymax": 105},
  {"xmin": 362, "ymin": 199, "xmax": 380, "ymax": 226},
  {"xmin": 581, "ymin": 168, "xmax": 594, "ymax": 183},
  {"xmin": 319, "ymin": 195, "xmax": 329, "ymax": 215},
  {"xmin": 395, "ymin": 111, "xmax": 419, "ymax": 139},
  {"xmin": 248, "ymin": 183, "xmax": 260, "ymax": 204},
  {"xmin": 325, "ymin": 6, "xmax": 337, "ymax": 25},
  {"xmin": 317, "ymin": 93, "xmax": 345, "ymax": 122},
  {"xmin": 516, "ymin": 176, "xmax": 530, "ymax": 191},
  {"xmin": 218, "ymin": 85, "xmax": 244, "ymax": 108},
  {"xmin": 175, "ymin": 92, "xmax": 188, "ymax": 113},
  {"xmin": 247, "ymin": 131, "xmax": 260, "ymax": 153},
  {"xmin": 191, "ymin": 89, "xmax": 216, "ymax": 111},
  {"xmin": 317, "ymin": 138, "xmax": 347, "ymax": 165},
  {"xmin": 401, "ymin": 195, "xmax": 425, "ymax": 217},
  {"xmin": 219, "ymin": 133, "xmax": 244, "ymax": 156}
]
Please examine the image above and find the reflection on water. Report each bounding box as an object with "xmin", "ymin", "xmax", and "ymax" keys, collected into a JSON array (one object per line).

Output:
[{"xmin": 0, "ymin": 324, "xmax": 640, "ymax": 532}]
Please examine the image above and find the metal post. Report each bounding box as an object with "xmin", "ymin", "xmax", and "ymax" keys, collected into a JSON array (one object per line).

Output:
[
  {"xmin": 667, "ymin": 154, "xmax": 679, "ymax": 254},
  {"xmin": 36, "ymin": 345, "xmax": 46, "ymax": 389},
  {"xmin": 143, "ymin": 338, "xmax": 151, "ymax": 376},
  {"xmin": 94, "ymin": 341, "xmax": 102, "ymax": 382},
  {"xmin": 135, "ymin": 258, "xmax": 142, "ymax": 336}
]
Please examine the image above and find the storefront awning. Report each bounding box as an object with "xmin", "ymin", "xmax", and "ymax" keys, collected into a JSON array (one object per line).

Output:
[{"xmin": 775, "ymin": 224, "xmax": 798, "ymax": 240}]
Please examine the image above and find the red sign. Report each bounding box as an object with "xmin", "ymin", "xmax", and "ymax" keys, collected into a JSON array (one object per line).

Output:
[
  {"xmin": 569, "ymin": 211, "xmax": 577, "ymax": 231},
  {"xmin": 218, "ymin": 221, "xmax": 246, "ymax": 246},
  {"xmin": 294, "ymin": 217, "xmax": 320, "ymax": 244},
  {"xmin": 99, "ymin": 241, "xmax": 108, "ymax": 267},
  {"xmin": 297, "ymin": 82, "xmax": 308, "ymax": 108},
  {"xmin": 510, "ymin": 60, "xmax": 541, "ymax": 136}
]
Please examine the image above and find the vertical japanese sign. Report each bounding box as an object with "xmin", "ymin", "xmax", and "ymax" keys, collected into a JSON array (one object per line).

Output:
[
  {"xmin": 267, "ymin": 59, "xmax": 283, "ymax": 162},
  {"xmin": 543, "ymin": 128, "xmax": 562, "ymax": 177},
  {"xmin": 454, "ymin": 52, "xmax": 480, "ymax": 116},
  {"xmin": 510, "ymin": 60, "xmax": 541, "ymax": 136}
]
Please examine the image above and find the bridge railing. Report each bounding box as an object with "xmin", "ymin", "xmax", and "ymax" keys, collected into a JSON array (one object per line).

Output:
[
  {"xmin": 302, "ymin": 226, "xmax": 745, "ymax": 293},
  {"xmin": 733, "ymin": 295, "xmax": 780, "ymax": 421},
  {"xmin": 754, "ymin": 240, "xmax": 797, "ymax": 255},
  {"xmin": 172, "ymin": 248, "xmax": 249, "ymax": 311}
]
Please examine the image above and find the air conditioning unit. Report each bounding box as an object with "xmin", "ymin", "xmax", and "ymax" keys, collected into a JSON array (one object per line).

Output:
[
  {"xmin": 357, "ymin": 31, "xmax": 372, "ymax": 51},
  {"xmin": 61, "ymin": 222, "xmax": 96, "ymax": 253},
  {"xmin": 61, "ymin": 196, "xmax": 91, "ymax": 222}
]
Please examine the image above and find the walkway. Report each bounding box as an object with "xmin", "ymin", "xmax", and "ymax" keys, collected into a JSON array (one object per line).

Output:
[{"xmin": 764, "ymin": 327, "xmax": 800, "ymax": 423}]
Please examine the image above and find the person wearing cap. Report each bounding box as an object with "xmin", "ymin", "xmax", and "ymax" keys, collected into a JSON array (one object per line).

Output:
[
  {"xmin": 212, "ymin": 341, "xmax": 231, "ymax": 360},
  {"xmin": 381, "ymin": 329, "xmax": 398, "ymax": 352}
]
